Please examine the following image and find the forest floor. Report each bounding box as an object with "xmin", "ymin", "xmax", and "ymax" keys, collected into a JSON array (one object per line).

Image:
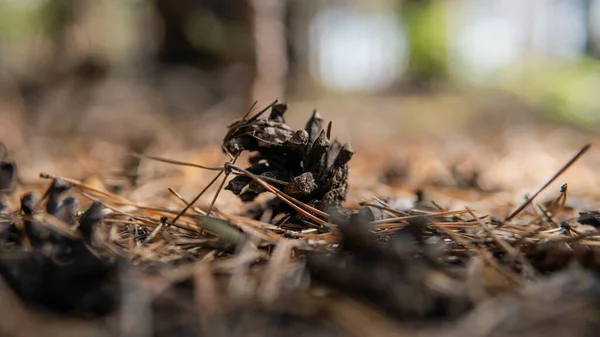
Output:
[{"xmin": 1, "ymin": 94, "xmax": 600, "ymax": 337}]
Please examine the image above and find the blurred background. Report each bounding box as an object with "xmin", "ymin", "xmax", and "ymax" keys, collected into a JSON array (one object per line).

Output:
[{"xmin": 1, "ymin": 0, "xmax": 600, "ymax": 200}]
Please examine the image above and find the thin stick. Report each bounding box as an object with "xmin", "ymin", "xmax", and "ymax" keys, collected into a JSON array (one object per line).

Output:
[
  {"xmin": 167, "ymin": 188, "xmax": 206, "ymax": 215},
  {"xmin": 245, "ymin": 99, "xmax": 278, "ymax": 123},
  {"xmin": 144, "ymin": 217, "xmax": 167, "ymax": 244},
  {"xmin": 172, "ymin": 170, "xmax": 224, "ymax": 224},
  {"xmin": 505, "ymin": 144, "xmax": 591, "ymax": 221},
  {"xmin": 242, "ymin": 100, "xmax": 259, "ymax": 120},
  {"xmin": 531, "ymin": 184, "xmax": 567, "ymax": 225},
  {"xmin": 430, "ymin": 218, "xmax": 521, "ymax": 284},
  {"xmin": 373, "ymin": 197, "xmax": 409, "ymax": 216},
  {"xmin": 40, "ymin": 172, "xmax": 131, "ymax": 204},
  {"xmin": 128, "ymin": 153, "xmax": 224, "ymax": 171},
  {"xmin": 230, "ymin": 171, "xmax": 289, "ymax": 185},
  {"xmin": 207, "ymin": 156, "xmax": 238, "ymax": 216},
  {"xmin": 466, "ymin": 207, "xmax": 520, "ymax": 261}
]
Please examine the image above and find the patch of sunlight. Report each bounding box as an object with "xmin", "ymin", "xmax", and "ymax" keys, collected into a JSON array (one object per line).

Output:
[{"xmin": 309, "ymin": 5, "xmax": 406, "ymax": 93}]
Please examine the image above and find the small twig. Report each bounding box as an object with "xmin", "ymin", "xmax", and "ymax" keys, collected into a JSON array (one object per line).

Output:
[
  {"xmin": 144, "ymin": 216, "xmax": 167, "ymax": 244},
  {"xmin": 531, "ymin": 184, "xmax": 568, "ymax": 225},
  {"xmin": 40, "ymin": 172, "xmax": 131, "ymax": 204},
  {"xmin": 172, "ymin": 170, "xmax": 224, "ymax": 224},
  {"xmin": 128, "ymin": 153, "xmax": 224, "ymax": 171},
  {"xmin": 505, "ymin": 144, "xmax": 591, "ymax": 222},
  {"xmin": 429, "ymin": 218, "xmax": 521, "ymax": 285},
  {"xmin": 373, "ymin": 197, "xmax": 410, "ymax": 216},
  {"xmin": 466, "ymin": 207, "xmax": 520, "ymax": 261},
  {"xmin": 230, "ymin": 171, "xmax": 289, "ymax": 186},
  {"xmin": 244, "ymin": 99, "xmax": 278, "ymax": 123},
  {"xmin": 167, "ymin": 188, "xmax": 206, "ymax": 215},
  {"xmin": 536, "ymin": 203, "xmax": 561, "ymax": 228},
  {"xmin": 242, "ymin": 100, "xmax": 259, "ymax": 120},
  {"xmin": 207, "ymin": 155, "xmax": 239, "ymax": 216}
]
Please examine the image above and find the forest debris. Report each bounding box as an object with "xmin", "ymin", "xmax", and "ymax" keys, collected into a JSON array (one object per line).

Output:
[
  {"xmin": 1, "ymin": 113, "xmax": 600, "ymax": 337},
  {"xmin": 0, "ymin": 142, "xmax": 16, "ymax": 193},
  {"xmin": 577, "ymin": 211, "xmax": 600, "ymax": 228},
  {"xmin": 307, "ymin": 210, "xmax": 472, "ymax": 320}
]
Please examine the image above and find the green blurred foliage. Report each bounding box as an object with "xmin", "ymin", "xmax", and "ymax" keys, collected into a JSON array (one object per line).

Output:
[
  {"xmin": 0, "ymin": 1, "xmax": 49, "ymax": 40},
  {"xmin": 505, "ymin": 58, "xmax": 600, "ymax": 127},
  {"xmin": 400, "ymin": 0, "xmax": 448, "ymax": 83}
]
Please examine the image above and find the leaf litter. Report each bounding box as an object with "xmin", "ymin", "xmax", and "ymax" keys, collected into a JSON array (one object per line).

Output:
[{"xmin": 1, "ymin": 102, "xmax": 600, "ymax": 336}]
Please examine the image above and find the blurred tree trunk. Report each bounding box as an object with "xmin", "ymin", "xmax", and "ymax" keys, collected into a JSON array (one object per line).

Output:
[
  {"xmin": 153, "ymin": 0, "xmax": 217, "ymax": 67},
  {"xmin": 152, "ymin": 0, "xmax": 256, "ymax": 106},
  {"xmin": 399, "ymin": 0, "xmax": 448, "ymax": 89},
  {"xmin": 583, "ymin": 0, "xmax": 600, "ymax": 58},
  {"xmin": 250, "ymin": 0, "xmax": 288, "ymax": 103}
]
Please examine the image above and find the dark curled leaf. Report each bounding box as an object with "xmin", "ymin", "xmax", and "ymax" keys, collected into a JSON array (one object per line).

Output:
[
  {"xmin": 0, "ymin": 161, "xmax": 15, "ymax": 191},
  {"xmin": 284, "ymin": 172, "xmax": 318, "ymax": 197},
  {"xmin": 305, "ymin": 110, "xmax": 324, "ymax": 143},
  {"xmin": 577, "ymin": 211, "xmax": 600, "ymax": 227},
  {"xmin": 79, "ymin": 201, "xmax": 104, "ymax": 244}
]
